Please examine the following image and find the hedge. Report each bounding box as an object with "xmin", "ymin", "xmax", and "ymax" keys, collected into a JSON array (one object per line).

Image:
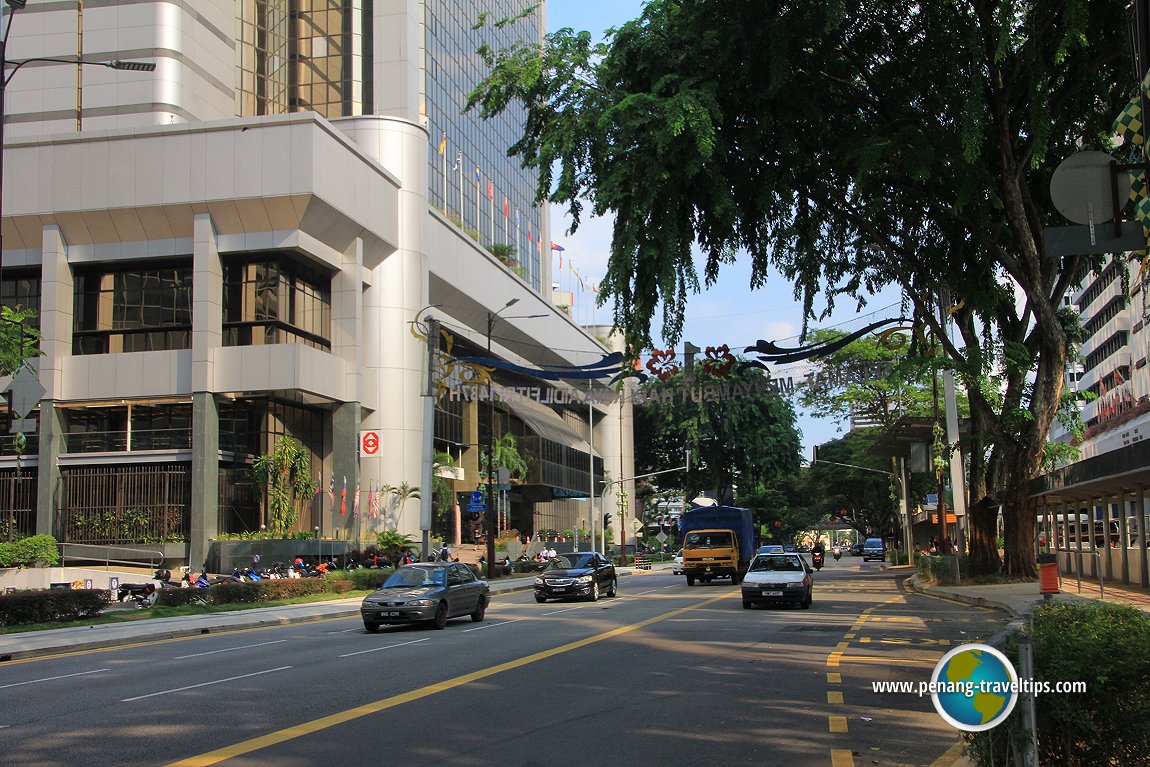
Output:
[
  {"xmin": 0, "ymin": 535, "xmax": 61, "ymax": 568},
  {"xmin": 0, "ymin": 589, "xmax": 110, "ymax": 626},
  {"xmin": 967, "ymin": 600, "xmax": 1150, "ymax": 767}
]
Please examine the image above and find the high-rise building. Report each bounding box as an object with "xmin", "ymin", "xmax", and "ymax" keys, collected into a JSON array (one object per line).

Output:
[{"xmin": 0, "ymin": 1, "xmax": 633, "ymax": 569}]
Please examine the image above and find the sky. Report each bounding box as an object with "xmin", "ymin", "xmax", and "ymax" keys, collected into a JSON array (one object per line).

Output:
[{"xmin": 542, "ymin": 1, "xmax": 902, "ymax": 457}]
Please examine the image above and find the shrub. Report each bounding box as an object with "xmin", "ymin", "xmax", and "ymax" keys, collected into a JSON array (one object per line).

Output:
[
  {"xmin": 914, "ymin": 552, "xmax": 966, "ymax": 584},
  {"xmin": 209, "ymin": 578, "xmax": 329, "ymax": 605},
  {"xmin": 0, "ymin": 589, "xmax": 109, "ymax": 626},
  {"xmin": 327, "ymin": 578, "xmax": 354, "ymax": 594},
  {"xmin": 967, "ymin": 601, "xmax": 1150, "ymax": 767},
  {"xmin": 0, "ymin": 535, "xmax": 60, "ymax": 568},
  {"xmin": 155, "ymin": 589, "xmax": 211, "ymax": 608}
]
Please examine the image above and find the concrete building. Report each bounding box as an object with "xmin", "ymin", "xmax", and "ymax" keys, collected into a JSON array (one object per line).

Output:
[
  {"xmin": 0, "ymin": 0, "xmax": 634, "ymax": 568},
  {"xmin": 1043, "ymin": 254, "xmax": 1150, "ymax": 587}
]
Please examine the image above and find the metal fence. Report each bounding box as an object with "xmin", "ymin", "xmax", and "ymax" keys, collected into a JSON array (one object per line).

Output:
[
  {"xmin": 59, "ymin": 463, "xmax": 191, "ymax": 545},
  {"xmin": 218, "ymin": 466, "xmax": 261, "ymax": 534},
  {"xmin": 0, "ymin": 469, "xmax": 37, "ymax": 541}
]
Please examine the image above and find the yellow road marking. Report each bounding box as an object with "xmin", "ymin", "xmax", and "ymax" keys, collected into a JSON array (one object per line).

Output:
[
  {"xmin": 831, "ymin": 748, "xmax": 855, "ymax": 767},
  {"xmin": 928, "ymin": 740, "xmax": 966, "ymax": 766},
  {"xmin": 859, "ymin": 636, "xmax": 871, "ymax": 644},
  {"xmin": 827, "ymin": 690, "xmax": 844, "ymax": 704},
  {"xmin": 843, "ymin": 632, "xmax": 856, "ymax": 639},
  {"xmin": 829, "ymin": 715, "xmax": 848, "ymax": 733},
  {"xmin": 835, "ymin": 641, "xmax": 850, "ymax": 649},
  {"xmin": 839, "ymin": 655, "xmax": 937, "ymax": 665},
  {"xmin": 163, "ymin": 591, "xmax": 734, "ymax": 767},
  {"xmin": 827, "ymin": 672, "xmax": 841, "ymax": 684},
  {"xmin": 827, "ymin": 651, "xmax": 842, "ymax": 668}
]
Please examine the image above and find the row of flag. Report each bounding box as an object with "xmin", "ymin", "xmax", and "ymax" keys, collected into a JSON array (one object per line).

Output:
[
  {"xmin": 311, "ymin": 475, "xmax": 389, "ymax": 518},
  {"xmin": 551, "ymin": 241, "xmax": 599, "ymax": 294}
]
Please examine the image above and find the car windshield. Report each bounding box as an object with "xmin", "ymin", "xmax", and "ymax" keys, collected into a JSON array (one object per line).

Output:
[
  {"xmin": 684, "ymin": 532, "xmax": 734, "ymax": 549},
  {"xmin": 547, "ymin": 553, "xmax": 595, "ymax": 570},
  {"xmin": 865, "ymin": 540, "xmax": 883, "ymax": 547},
  {"xmin": 749, "ymin": 555, "xmax": 804, "ymax": 573},
  {"xmin": 382, "ymin": 567, "xmax": 445, "ymax": 588}
]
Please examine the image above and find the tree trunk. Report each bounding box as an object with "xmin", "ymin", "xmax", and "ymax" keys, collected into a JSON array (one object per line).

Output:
[
  {"xmin": 966, "ymin": 496, "xmax": 1001, "ymax": 576},
  {"xmin": 1002, "ymin": 486, "xmax": 1038, "ymax": 578}
]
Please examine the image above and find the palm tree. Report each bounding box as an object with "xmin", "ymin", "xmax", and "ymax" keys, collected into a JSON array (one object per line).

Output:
[
  {"xmin": 382, "ymin": 481, "xmax": 421, "ymax": 531},
  {"xmin": 252, "ymin": 436, "xmax": 314, "ymax": 534}
]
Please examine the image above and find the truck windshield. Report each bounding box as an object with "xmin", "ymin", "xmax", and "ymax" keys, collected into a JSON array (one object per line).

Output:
[{"xmin": 684, "ymin": 532, "xmax": 733, "ymax": 549}]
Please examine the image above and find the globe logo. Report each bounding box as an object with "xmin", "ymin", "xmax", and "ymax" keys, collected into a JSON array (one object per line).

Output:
[{"xmin": 931, "ymin": 643, "xmax": 1019, "ymax": 731}]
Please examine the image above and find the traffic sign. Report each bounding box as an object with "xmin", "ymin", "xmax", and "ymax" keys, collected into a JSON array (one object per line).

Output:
[
  {"xmin": 470, "ymin": 490, "xmax": 484, "ymax": 504},
  {"xmin": 360, "ymin": 431, "xmax": 380, "ymax": 456},
  {"xmin": 468, "ymin": 503, "xmax": 487, "ymax": 512}
]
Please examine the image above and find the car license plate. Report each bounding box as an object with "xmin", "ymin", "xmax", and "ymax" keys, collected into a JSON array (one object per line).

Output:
[
  {"xmin": 762, "ymin": 590, "xmax": 783, "ymax": 596},
  {"xmin": 382, "ymin": 611, "xmax": 401, "ymax": 617}
]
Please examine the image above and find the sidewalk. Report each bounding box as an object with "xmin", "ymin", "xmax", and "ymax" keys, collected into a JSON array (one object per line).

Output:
[
  {"xmin": 905, "ymin": 567, "xmax": 1150, "ymax": 618},
  {"xmin": 0, "ymin": 566, "xmax": 668, "ymax": 662}
]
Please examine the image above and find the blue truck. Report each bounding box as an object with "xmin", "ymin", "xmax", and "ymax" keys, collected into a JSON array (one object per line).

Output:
[{"xmin": 678, "ymin": 506, "xmax": 756, "ymax": 585}]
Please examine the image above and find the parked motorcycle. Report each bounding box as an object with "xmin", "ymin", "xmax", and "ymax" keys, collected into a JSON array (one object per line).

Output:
[{"xmin": 117, "ymin": 581, "xmax": 157, "ymax": 608}]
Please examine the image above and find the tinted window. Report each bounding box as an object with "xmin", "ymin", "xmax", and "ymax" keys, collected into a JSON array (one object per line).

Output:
[
  {"xmin": 865, "ymin": 539, "xmax": 883, "ymax": 548},
  {"xmin": 684, "ymin": 532, "xmax": 734, "ymax": 549},
  {"xmin": 547, "ymin": 554, "xmax": 594, "ymax": 570},
  {"xmin": 383, "ymin": 567, "xmax": 445, "ymax": 587}
]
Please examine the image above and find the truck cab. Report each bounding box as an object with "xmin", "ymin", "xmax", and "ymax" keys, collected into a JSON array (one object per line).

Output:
[{"xmin": 682, "ymin": 529, "xmax": 745, "ymax": 584}]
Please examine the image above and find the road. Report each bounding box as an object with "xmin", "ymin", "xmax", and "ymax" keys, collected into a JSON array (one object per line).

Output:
[{"xmin": 0, "ymin": 561, "xmax": 1007, "ymax": 767}]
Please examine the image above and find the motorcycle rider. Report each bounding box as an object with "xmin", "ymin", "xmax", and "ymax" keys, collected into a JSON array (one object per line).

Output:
[{"xmin": 811, "ymin": 540, "xmax": 826, "ymax": 569}]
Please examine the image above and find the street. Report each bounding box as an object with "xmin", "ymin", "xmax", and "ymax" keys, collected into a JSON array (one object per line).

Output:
[{"xmin": 0, "ymin": 563, "xmax": 1008, "ymax": 767}]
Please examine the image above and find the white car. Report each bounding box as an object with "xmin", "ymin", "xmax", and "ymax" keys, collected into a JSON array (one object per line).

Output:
[
  {"xmin": 672, "ymin": 549, "xmax": 683, "ymax": 574},
  {"xmin": 741, "ymin": 552, "xmax": 813, "ymax": 609}
]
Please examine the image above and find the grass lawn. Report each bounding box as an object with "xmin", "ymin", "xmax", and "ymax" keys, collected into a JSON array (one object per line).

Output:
[{"xmin": 0, "ymin": 589, "xmax": 375, "ymax": 635}]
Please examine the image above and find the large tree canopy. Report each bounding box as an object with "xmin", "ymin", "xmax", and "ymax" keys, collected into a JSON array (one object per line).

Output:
[{"xmin": 471, "ymin": 0, "xmax": 1131, "ymax": 576}]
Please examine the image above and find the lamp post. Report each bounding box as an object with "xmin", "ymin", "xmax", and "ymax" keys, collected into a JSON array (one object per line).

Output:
[
  {"xmin": 0, "ymin": 0, "xmax": 155, "ymax": 280},
  {"xmin": 483, "ymin": 297, "xmax": 545, "ymax": 578}
]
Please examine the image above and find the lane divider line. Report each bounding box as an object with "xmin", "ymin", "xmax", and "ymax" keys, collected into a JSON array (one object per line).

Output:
[
  {"xmin": 827, "ymin": 672, "xmax": 841, "ymax": 684},
  {"xmin": 163, "ymin": 591, "xmax": 734, "ymax": 767},
  {"xmin": 0, "ymin": 668, "xmax": 109, "ymax": 690},
  {"xmin": 176, "ymin": 640, "xmax": 288, "ymax": 660},
  {"xmin": 122, "ymin": 666, "xmax": 293, "ymax": 702},
  {"xmin": 338, "ymin": 638, "xmax": 429, "ymax": 658},
  {"xmin": 829, "ymin": 715, "xmax": 848, "ymax": 733},
  {"xmin": 462, "ymin": 619, "xmax": 520, "ymax": 633},
  {"xmin": 827, "ymin": 691, "xmax": 844, "ymax": 705}
]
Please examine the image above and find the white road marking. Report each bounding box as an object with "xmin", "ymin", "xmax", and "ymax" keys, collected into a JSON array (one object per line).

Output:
[
  {"xmin": 325, "ymin": 628, "xmax": 363, "ymax": 634},
  {"xmin": 462, "ymin": 619, "xmax": 520, "ymax": 632},
  {"xmin": 541, "ymin": 606, "xmax": 586, "ymax": 615},
  {"xmin": 121, "ymin": 667, "xmax": 293, "ymax": 702},
  {"xmin": 0, "ymin": 668, "xmax": 109, "ymax": 690},
  {"xmin": 175, "ymin": 640, "xmax": 288, "ymax": 659},
  {"xmin": 339, "ymin": 638, "xmax": 428, "ymax": 658}
]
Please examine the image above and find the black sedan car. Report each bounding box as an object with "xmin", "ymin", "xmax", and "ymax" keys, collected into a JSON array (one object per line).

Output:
[
  {"xmin": 360, "ymin": 562, "xmax": 489, "ymax": 631},
  {"xmin": 534, "ymin": 552, "xmax": 617, "ymax": 602}
]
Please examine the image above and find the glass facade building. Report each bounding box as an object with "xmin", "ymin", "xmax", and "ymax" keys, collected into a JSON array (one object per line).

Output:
[{"xmin": 424, "ymin": 0, "xmax": 544, "ymax": 291}]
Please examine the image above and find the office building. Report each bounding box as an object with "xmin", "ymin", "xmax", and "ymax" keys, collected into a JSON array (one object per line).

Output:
[{"xmin": 0, "ymin": 0, "xmax": 634, "ymax": 567}]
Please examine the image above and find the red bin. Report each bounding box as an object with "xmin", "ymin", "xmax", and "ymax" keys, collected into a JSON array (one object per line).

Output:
[{"xmin": 1038, "ymin": 554, "xmax": 1059, "ymax": 594}]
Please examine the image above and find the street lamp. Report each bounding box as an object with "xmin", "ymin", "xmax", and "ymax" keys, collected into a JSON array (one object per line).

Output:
[
  {"xmin": 0, "ymin": 1, "xmax": 156, "ymax": 279},
  {"xmin": 483, "ymin": 297, "xmax": 545, "ymax": 578}
]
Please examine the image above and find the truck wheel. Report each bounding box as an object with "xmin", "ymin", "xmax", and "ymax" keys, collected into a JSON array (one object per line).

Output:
[{"xmin": 686, "ymin": 575, "xmax": 695, "ymax": 586}]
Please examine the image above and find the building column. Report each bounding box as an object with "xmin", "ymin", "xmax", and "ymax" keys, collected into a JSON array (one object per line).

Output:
[
  {"xmin": 1103, "ymin": 495, "xmax": 1115, "ymax": 582},
  {"xmin": 331, "ymin": 237, "xmax": 363, "ymax": 545},
  {"xmin": 189, "ymin": 213, "xmax": 221, "ymax": 567},
  {"xmin": 1119, "ymin": 490, "xmax": 1131, "ymax": 585},
  {"xmin": 189, "ymin": 393, "xmax": 218, "ymax": 569},
  {"xmin": 35, "ymin": 225, "xmax": 71, "ymax": 538},
  {"xmin": 1139, "ymin": 487, "xmax": 1150, "ymax": 588}
]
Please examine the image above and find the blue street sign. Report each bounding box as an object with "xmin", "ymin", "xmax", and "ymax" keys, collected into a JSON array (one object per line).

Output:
[
  {"xmin": 470, "ymin": 490, "xmax": 484, "ymax": 504},
  {"xmin": 468, "ymin": 503, "xmax": 486, "ymax": 512}
]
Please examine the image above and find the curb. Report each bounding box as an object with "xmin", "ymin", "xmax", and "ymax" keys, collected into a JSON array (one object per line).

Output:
[{"xmin": 904, "ymin": 575, "xmax": 1021, "ymax": 618}]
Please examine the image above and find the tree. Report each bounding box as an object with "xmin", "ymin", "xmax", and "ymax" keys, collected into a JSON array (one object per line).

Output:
[
  {"xmin": 480, "ymin": 432, "xmax": 529, "ymax": 481},
  {"xmin": 382, "ymin": 481, "xmax": 421, "ymax": 532},
  {"xmin": 432, "ymin": 450, "xmax": 458, "ymax": 536},
  {"xmin": 0, "ymin": 307, "xmax": 42, "ymax": 377},
  {"xmin": 470, "ymin": 1, "xmax": 1130, "ymax": 576},
  {"xmin": 252, "ymin": 436, "xmax": 314, "ymax": 534},
  {"xmin": 633, "ymin": 365, "xmax": 802, "ymax": 503}
]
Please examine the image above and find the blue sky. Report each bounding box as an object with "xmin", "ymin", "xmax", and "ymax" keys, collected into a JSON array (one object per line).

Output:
[{"xmin": 543, "ymin": 1, "xmax": 901, "ymax": 456}]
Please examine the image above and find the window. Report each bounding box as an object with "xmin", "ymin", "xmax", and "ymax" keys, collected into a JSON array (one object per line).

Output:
[
  {"xmin": 1, "ymin": 270, "xmax": 41, "ymax": 329},
  {"xmin": 62, "ymin": 403, "xmax": 193, "ymax": 453},
  {"xmin": 73, "ymin": 263, "xmax": 192, "ymax": 354},
  {"xmin": 223, "ymin": 255, "xmax": 331, "ymax": 350}
]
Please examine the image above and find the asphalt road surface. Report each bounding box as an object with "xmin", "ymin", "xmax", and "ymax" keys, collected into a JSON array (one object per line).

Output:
[{"xmin": 0, "ymin": 561, "xmax": 1008, "ymax": 767}]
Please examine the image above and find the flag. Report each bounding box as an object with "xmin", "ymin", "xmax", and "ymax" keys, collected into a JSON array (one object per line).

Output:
[
  {"xmin": 327, "ymin": 475, "xmax": 335, "ymax": 511},
  {"xmin": 475, "ymin": 166, "xmax": 481, "ymax": 186},
  {"xmin": 340, "ymin": 476, "xmax": 347, "ymax": 516},
  {"xmin": 571, "ymin": 265, "xmax": 585, "ymax": 290},
  {"xmin": 503, "ymin": 196, "xmax": 509, "ymax": 217},
  {"xmin": 487, "ymin": 181, "xmax": 494, "ymax": 200},
  {"xmin": 551, "ymin": 242, "xmax": 565, "ymax": 252},
  {"xmin": 592, "ymin": 280, "xmax": 599, "ymax": 294},
  {"xmin": 438, "ymin": 132, "xmax": 446, "ymax": 155},
  {"xmin": 515, "ymin": 209, "xmax": 520, "ymax": 227},
  {"xmin": 353, "ymin": 479, "xmax": 360, "ymax": 517}
]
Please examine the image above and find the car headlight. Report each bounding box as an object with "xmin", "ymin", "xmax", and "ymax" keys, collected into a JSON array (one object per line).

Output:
[
  {"xmin": 405, "ymin": 599, "xmax": 435, "ymax": 606},
  {"xmin": 534, "ymin": 577, "xmax": 545, "ymax": 586},
  {"xmin": 574, "ymin": 575, "xmax": 593, "ymax": 584}
]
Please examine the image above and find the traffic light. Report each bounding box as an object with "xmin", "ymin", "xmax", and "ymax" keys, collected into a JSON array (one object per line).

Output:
[{"xmin": 603, "ymin": 513, "xmax": 613, "ymax": 528}]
